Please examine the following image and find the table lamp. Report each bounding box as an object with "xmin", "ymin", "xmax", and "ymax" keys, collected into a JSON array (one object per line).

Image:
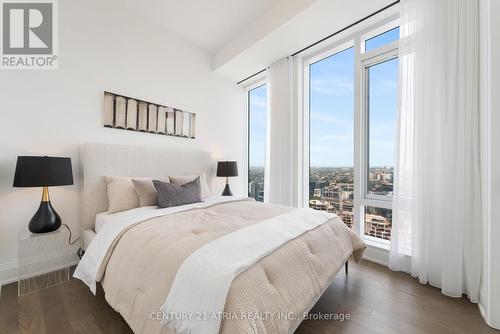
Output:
[
  {"xmin": 13, "ymin": 156, "xmax": 74, "ymax": 234},
  {"xmin": 216, "ymin": 161, "xmax": 238, "ymax": 196}
]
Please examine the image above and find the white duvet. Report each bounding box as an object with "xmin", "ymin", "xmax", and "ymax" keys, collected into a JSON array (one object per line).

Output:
[
  {"xmin": 74, "ymin": 196, "xmax": 246, "ymax": 294},
  {"xmin": 161, "ymin": 207, "xmax": 334, "ymax": 334},
  {"xmin": 74, "ymin": 197, "xmax": 337, "ymax": 334}
]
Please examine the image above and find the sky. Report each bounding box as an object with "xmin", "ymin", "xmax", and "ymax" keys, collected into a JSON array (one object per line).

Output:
[
  {"xmin": 249, "ymin": 27, "xmax": 399, "ymax": 168},
  {"xmin": 248, "ymin": 85, "xmax": 267, "ymax": 168}
]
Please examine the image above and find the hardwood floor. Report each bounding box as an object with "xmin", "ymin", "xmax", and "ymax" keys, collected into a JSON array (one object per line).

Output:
[{"xmin": 0, "ymin": 260, "xmax": 496, "ymax": 334}]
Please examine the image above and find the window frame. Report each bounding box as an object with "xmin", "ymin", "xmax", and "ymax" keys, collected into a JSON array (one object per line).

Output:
[
  {"xmin": 245, "ymin": 78, "xmax": 268, "ymax": 201},
  {"xmin": 302, "ymin": 38, "xmax": 355, "ymax": 210},
  {"xmin": 360, "ymin": 45, "xmax": 398, "ymax": 203},
  {"xmin": 360, "ymin": 20, "xmax": 400, "ymax": 54},
  {"xmin": 359, "ymin": 39, "xmax": 398, "ymax": 246},
  {"xmin": 302, "ymin": 18, "xmax": 399, "ymax": 248}
]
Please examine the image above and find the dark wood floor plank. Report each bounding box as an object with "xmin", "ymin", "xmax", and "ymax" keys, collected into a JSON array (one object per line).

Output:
[
  {"xmin": 91, "ymin": 284, "xmax": 133, "ymax": 334},
  {"xmin": 1, "ymin": 260, "xmax": 497, "ymax": 334},
  {"xmin": 18, "ymin": 292, "xmax": 46, "ymax": 334},
  {"xmin": 296, "ymin": 260, "xmax": 497, "ymax": 334},
  {"xmin": 57, "ymin": 278, "xmax": 104, "ymax": 334},
  {"xmin": 39, "ymin": 285, "xmax": 74, "ymax": 334},
  {"xmin": 0, "ymin": 283, "xmax": 20, "ymax": 334}
]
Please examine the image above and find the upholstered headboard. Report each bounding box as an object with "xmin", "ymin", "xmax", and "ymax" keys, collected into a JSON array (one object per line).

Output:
[{"xmin": 81, "ymin": 143, "xmax": 213, "ymax": 233}]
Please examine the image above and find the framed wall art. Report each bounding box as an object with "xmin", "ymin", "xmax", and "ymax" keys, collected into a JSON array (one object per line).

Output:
[{"xmin": 103, "ymin": 91, "xmax": 196, "ymax": 139}]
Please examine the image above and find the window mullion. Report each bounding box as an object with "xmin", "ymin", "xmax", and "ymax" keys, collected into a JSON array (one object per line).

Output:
[
  {"xmin": 353, "ymin": 35, "xmax": 363, "ymax": 238},
  {"xmin": 359, "ymin": 197, "xmax": 392, "ymax": 210}
]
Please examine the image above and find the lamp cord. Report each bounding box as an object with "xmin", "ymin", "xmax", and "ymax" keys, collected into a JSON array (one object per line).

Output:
[{"xmin": 61, "ymin": 224, "xmax": 80, "ymax": 245}]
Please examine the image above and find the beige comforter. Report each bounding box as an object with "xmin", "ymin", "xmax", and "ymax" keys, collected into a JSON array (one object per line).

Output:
[{"xmin": 100, "ymin": 200, "xmax": 365, "ymax": 334}]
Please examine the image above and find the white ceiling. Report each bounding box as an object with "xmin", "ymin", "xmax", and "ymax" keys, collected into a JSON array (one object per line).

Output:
[
  {"xmin": 118, "ymin": 0, "xmax": 398, "ymax": 82},
  {"xmin": 120, "ymin": 0, "xmax": 282, "ymax": 54},
  {"xmin": 214, "ymin": 0, "xmax": 397, "ymax": 81}
]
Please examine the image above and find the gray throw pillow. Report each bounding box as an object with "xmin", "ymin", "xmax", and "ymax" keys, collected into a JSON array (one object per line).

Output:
[{"xmin": 153, "ymin": 177, "xmax": 202, "ymax": 208}]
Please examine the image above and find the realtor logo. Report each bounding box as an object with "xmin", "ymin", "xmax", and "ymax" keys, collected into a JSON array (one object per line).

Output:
[{"xmin": 1, "ymin": 0, "xmax": 58, "ymax": 69}]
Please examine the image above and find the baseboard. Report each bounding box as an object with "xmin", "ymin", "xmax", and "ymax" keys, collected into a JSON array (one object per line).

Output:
[
  {"xmin": 0, "ymin": 260, "xmax": 20, "ymax": 286},
  {"xmin": 0, "ymin": 248, "xmax": 80, "ymax": 287},
  {"xmin": 361, "ymin": 244, "xmax": 389, "ymax": 267},
  {"xmin": 362, "ymin": 254, "xmax": 388, "ymax": 266}
]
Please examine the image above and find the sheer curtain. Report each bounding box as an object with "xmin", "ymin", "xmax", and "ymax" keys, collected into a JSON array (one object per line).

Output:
[
  {"xmin": 265, "ymin": 57, "xmax": 295, "ymax": 206},
  {"xmin": 390, "ymin": 0, "xmax": 482, "ymax": 302}
]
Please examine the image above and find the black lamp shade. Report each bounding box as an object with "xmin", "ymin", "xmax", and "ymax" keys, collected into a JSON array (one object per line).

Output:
[
  {"xmin": 13, "ymin": 156, "xmax": 74, "ymax": 187},
  {"xmin": 216, "ymin": 161, "xmax": 238, "ymax": 177}
]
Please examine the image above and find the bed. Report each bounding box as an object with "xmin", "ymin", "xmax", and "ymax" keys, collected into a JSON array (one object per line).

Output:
[{"xmin": 74, "ymin": 143, "xmax": 366, "ymax": 334}]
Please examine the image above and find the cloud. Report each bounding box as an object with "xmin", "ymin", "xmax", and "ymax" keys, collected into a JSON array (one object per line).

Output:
[
  {"xmin": 370, "ymin": 139, "xmax": 394, "ymax": 151},
  {"xmin": 311, "ymin": 75, "xmax": 353, "ymax": 96},
  {"xmin": 310, "ymin": 112, "xmax": 350, "ymax": 126},
  {"xmin": 311, "ymin": 133, "xmax": 353, "ymax": 143},
  {"xmin": 250, "ymin": 118, "xmax": 266, "ymax": 126},
  {"xmin": 369, "ymin": 122, "xmax": 395, "ymax": 136},
  {"xmin": 310, "ymin": 146, "xmax": 331, "ymax": 153},
  {"xmin": 250, "ymin": 95, "xmax": 267, "ymax": 109},
  {"xmin": 369, "ymin": 77, "xmax": 398, "ymax": 96}
]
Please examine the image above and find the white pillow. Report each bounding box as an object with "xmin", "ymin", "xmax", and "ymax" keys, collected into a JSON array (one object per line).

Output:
[
  {"xmin": 169, "ymin": 174, "xmax": 211, "ymax": 199},
  {"xmin": 132, "ymin": 177, "xmax": 170, "ymax": 206},
  {"xmin": 105, "ymin": 176, "xmax": 169, "ymax": 213},
  {"xmin": 104, "ymin": 176, "xmax": 140, "ymax": 213}
]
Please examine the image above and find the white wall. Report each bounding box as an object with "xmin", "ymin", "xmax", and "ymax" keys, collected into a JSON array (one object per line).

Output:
[
  {"xmin": 0, "ymin": 0, "xmax": 246, "ymax": 284},
  {"xmin": 479, "ymin": 0, "xmax": 500, "ymax": 329}
]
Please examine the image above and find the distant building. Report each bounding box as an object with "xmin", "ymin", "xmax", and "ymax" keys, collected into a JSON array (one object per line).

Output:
[
  {"xmin": 309, "ymin": 199, "xmax": 354, "ymax": 229},
  {"xmin": 365, "ymin": 214, "xmax": 391, "ymax": 240},
  {"xmin": 256, "ymin": 186, "xmax": 264, "ymax": 202},
  {"xmin": 308, "ymin": 166, "xmax": 392, "ymax": 240},
  {"xmin": 310, "ymin": 181, "xmax": 327, "ymax": 196},
  {"xmin": 249, "ymin": 181, "xmax": 257, "ymax": 199},
  {"xmin": 309, "ymin": 199, "xmax": 328, "ymax": 211},
  {"xmin": 248, "ymin": 167, "xmax": 265, "ymax": 202}
]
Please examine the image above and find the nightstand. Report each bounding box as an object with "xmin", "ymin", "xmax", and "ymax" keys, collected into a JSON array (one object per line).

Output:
[{"xmin": 18, "ymin": 229, "xmax": 73, "ymax": 296}]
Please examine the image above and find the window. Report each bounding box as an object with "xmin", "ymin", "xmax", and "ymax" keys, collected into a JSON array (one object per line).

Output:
[
  {"xmin": 361, "ymin": 32, "xmax": 398, "ymax": 243},
  {"xmin": 248, "ymin": 84, "xmax": 267, "ymax": 202},
  {"xmin": 364, "ymin": 27, "xmax": 399, "ymax": 52},
  {"xmin": 306, "ymin": 22, "xmax": 399, "ymax": 244},
  {"xmin": 309, "ymin": 46, "xmax": 355, "ymax": 229},
  {"xmin": 366, "ymin": 58, "xmax": 397, "ymax": 198}
]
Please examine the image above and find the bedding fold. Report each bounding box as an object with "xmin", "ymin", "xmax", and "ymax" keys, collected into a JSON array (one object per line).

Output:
[
  {"xmin": 75, "ymin": 199, "xmax": 365, "ymax": 334},
  {"xmin": 73, "ymin": 197, "xmax": 251, "ymax": 294},
  {"xmin": 161, "ymin": 208, "xmax": 338, "ymax": 334}
]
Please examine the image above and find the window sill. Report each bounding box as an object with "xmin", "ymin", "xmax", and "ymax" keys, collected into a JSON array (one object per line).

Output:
[
  {"xmin": 362, "ymin": 237, "xmax": 390, "ymax": 251},
  {"xmin": 361, "ymin": 238, "xmax": 390, "ymax": 267}
]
